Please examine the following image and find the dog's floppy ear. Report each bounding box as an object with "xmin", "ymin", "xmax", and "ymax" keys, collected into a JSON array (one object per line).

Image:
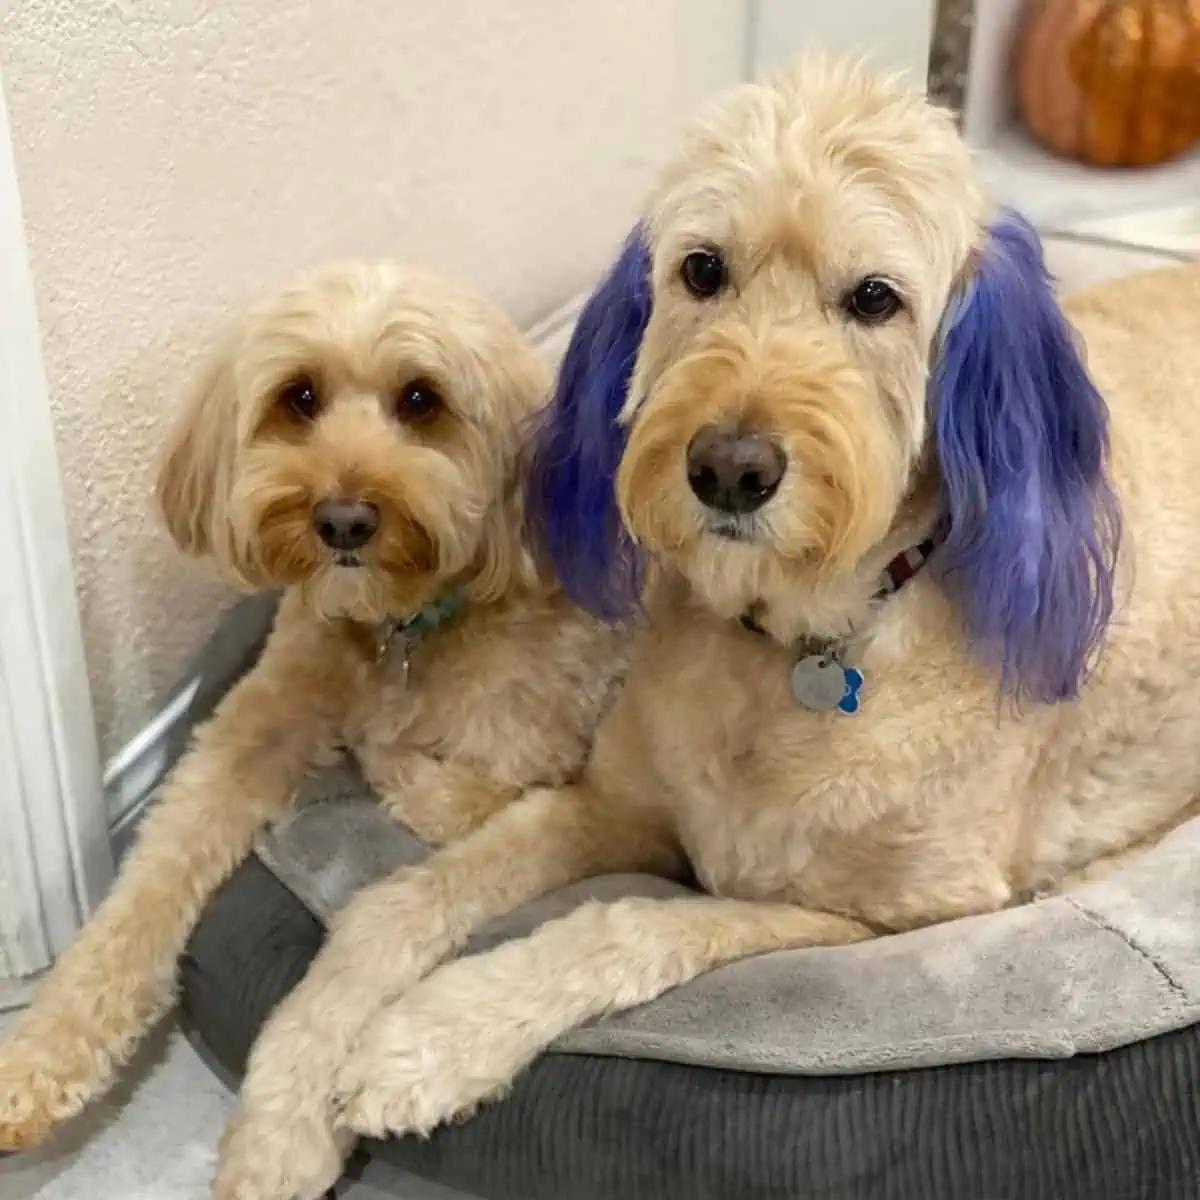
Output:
[
  {"xmin": 154, "ymin": 344, "xmax": 240, "ymax": 570},
  {"xmin": 931, "ymin": 210, "xmax": 1122, "ymax": 703},
  {"xmin": 525, "ymin": 226, "xmax": 652, "ymax": 618},
  {"xmin": 469, "ymin": 343, "xmax": 550, "ymax": 603}
]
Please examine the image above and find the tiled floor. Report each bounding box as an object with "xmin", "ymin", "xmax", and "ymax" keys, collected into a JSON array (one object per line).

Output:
[
  {"xmin": 0, "ymin": 1015, "xmax": 463, "ymax": 1200},
  {"xmin": 1, "ymin": 214, "xmax": 1195, "ymax": 1200},
  {"xmin": 0, "ymin": 1015, "xmax": 233, "ymax": 1200}
]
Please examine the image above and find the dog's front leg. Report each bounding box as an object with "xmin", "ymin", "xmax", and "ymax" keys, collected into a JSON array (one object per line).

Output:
[
  {"xmin": 333, "ymin": 897, "xmax": 872, "ymax": 1141},
  {"xmin": 213, "ymin": 784, "xmax": 678, "ymax": 1200},
  {"xmin": 0, "ymin": 612, "xmax": 347, "ymax": 1153},
  {"xmin": 360, "ymin": 751, "xmax": 520, "ymax": 845}
]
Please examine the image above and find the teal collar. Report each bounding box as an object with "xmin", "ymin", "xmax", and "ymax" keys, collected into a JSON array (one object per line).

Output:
[{"xmin": 375, "ymin": 591, "xmax": 465, "ymax": 666}]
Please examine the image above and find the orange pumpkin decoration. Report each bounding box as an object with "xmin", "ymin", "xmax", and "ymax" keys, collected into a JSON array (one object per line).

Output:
[{"xmin": 1016, "ymin": 0, "xmax": 1200, "ymax": 167}]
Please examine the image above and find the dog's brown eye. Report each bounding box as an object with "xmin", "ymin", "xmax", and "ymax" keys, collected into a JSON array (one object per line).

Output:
[
  {"xmin": 394, "ymin": 379, "xmax": 443, "ymax": 423},
  {"xmin": 278, "ymin": 376, "xmax": 320, "ymax": 421},
  {"xmin": 845, "ymin": 278, "xmax": 902, "ymax": 324},
  {"xmin": 681, "ymin": 250, "xmax": 727, "ymax": 299}
]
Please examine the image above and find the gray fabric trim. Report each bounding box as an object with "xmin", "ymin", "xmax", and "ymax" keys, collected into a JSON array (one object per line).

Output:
[{"xmin": 256, "ymin": 759, "xmax": 1200, "ymax": 1076}]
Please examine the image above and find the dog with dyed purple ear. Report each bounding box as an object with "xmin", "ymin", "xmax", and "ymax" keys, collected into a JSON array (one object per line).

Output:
[{"xmin": 216, "ymin": 55, "xmax": 1200, "ymax": 1195}]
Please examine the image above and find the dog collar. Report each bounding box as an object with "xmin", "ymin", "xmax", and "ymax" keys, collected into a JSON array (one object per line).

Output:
[
  {"xmin": 375, "ymin": 591, "xmax": 466, "ymax": 673},
  {"xmin": 739, "ymin": 536, "xmax": 938, "ymax": 716}
]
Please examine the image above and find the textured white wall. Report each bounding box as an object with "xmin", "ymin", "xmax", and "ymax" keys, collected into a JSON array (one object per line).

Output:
[
  {"xmin": 0, "ymin": 0, "xmax": 748, "ymax": 761},
  {"xmin": 751, "ymin": 0, "xmax": 935, "ymax": 82}
]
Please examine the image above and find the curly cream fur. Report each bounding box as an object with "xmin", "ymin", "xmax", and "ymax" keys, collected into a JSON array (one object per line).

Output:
[
  {"xmin": 0, "ymin": 263, "xmax": 628, "ymax": 1199},
  {"xmin": 311, "ymin": 58, "xmax": 1200, "ymax": 1158}
]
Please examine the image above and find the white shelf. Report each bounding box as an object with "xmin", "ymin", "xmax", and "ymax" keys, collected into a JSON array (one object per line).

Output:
[
  {"xmin": 959, "ymin": 0, "xmax": 1200, "ymax": 230},
  {"xmin": 976, "ymin": 127, "xmax": 1200, "ymax": 229},
  {"xmin": 1070, "ymin": 206, "xmax": 1200, "ymax": 256}
]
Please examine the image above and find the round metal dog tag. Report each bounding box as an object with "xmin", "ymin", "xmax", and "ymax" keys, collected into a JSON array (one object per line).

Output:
[{"xmin": 789, "ymin": 655, "xmax": 847, "ymax": 712}]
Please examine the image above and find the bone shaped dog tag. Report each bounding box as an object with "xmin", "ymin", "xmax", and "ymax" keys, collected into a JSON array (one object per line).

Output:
[{"xmin": 789, "ymin": 654, "xmax": 848, "ymax": 712}]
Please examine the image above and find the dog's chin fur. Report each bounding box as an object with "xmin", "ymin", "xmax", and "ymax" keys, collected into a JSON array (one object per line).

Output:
[
  {"xmin": 154, "ymin": 261, "xmax": 545, "ymax": 624},
  {"xmin": 300, "ymin": 564, "xmax": 415, "ymax": 626}
]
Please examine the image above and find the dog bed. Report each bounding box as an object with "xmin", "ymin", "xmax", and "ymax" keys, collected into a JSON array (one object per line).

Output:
[{"xmin": 175, "ymin": 598, "xmax": 1200, "ymax": 1199}]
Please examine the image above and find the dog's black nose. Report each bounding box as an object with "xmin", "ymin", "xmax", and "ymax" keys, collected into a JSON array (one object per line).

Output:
[
  {"xmin": 313, "ymin": 498, "xmax": 381, "ymax": 551},
  {"xmin": 686, "ymin": 427, "xmax": 786, "ymax": 515}
]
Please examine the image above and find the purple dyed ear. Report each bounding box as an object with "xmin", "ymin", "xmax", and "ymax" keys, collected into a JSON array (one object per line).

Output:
[
  {"xmin": 525, "ymin": 227, "xmax": 652, "ymax": 618},
  {"xmin": 932, "ymin": 210, "xmax": 1121, "ymax": 703}
]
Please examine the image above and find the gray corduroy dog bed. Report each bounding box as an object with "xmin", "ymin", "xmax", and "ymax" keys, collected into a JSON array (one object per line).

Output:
[
  {"xmin": 176, "ymin": 598, "xmax": 1200, "ymax": 1199},
  {"xmin": 258, "ymin": 759, "xmax": 1199, "ymax": 1077}
]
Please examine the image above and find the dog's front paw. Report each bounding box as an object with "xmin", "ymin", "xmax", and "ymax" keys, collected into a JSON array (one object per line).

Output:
[
  {"xmin": 0, "ymin": 1037, "xmax": 97, "ymax": 1152},
  {"xmin": 331, "ymin": 978, "xmax": 521, "ymax": 1141},
  {"xmin": 214, "ymin": 1102, "xmax": 351, "ymax": 1200}
]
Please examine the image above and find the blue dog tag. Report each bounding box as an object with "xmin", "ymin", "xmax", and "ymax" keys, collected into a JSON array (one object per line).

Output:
[{"xmin": 837, "ymin": 667, "xmax": 865, "ymax": 715}]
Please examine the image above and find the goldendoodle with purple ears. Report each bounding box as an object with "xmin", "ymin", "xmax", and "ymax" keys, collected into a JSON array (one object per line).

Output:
[{"xmin": 317, "ymin": 56, "xmax": 1199, "ymax": 1182}]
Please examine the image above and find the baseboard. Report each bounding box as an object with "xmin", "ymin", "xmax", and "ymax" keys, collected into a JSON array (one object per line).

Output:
[
  {"xmin": 0, "ymin": 972, "xmax": 41, "ymax": 1014},
  {"xmin": 101, "ymin": 288, "xmax": 590, "ymax": 853},
  {"xmin": 104, "ymin": 674, "xmax": 202, "ymax": 851}
]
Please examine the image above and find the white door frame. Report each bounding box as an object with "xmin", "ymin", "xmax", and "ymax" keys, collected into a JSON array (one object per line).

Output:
[{"xmin": 0, "ymin": 74, "xmax": 112, "ymax": 981}]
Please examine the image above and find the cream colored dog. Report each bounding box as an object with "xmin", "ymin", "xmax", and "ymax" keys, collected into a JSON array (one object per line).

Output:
[
  {"xmin": 0, "ymin": 263, "xmax": 629, "ymax": 1193},
  {"xmin": 268, "ymin": 56, "xmax": 1200, "ymax": 1172}
]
